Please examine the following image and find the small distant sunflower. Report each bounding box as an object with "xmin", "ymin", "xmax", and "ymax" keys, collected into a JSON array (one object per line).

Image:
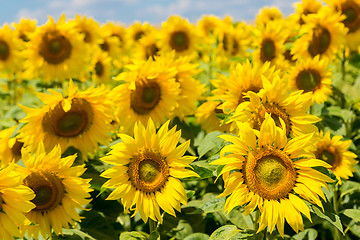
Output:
[
  {"xmin": 289, "ymin": 55, "xmax": 332, "ymax": 104},
  {"xmin": 127, "ymin": 21, "xmax": 155, "ymax": 46},
  {"xmin": 158, "ymin": 52, "xmax": 204, "ymax": 119},
  {"xmin": 214, "ymin": 21, "xmax": 252, "ymax": 68},
  {"xmin": 0, "ymin": 164, "xmax": 35, "ymax": 239},
  {"xmin": 19, "ymin": 81, "xmax": 115, "ymax": 158},
  {"xmin": 326, "ymin": 0, "xmax": 360, "ymax": 50},
  {"xmin": 314, "ymin": 131, "xmax": 358, "ymax": 184},
  {"xmin": 0, "ymin": 125, "xmax": 24, "ymax": 166},
  {"xmin": 133, "ymin": 33, "xmax": 161, "ymax": 61},
  {"xmin": 252, "ymin": 21, "xmax": 289, "ymax": 68},
  {"xmin": 111, "ymin": 58, "xmax": 180, "ymax": 134},
  {"xmin": 197, "ymin": 15, "xmax": 222, "ymax": 37},
  {"xmin": 212, "ymin": 115, "xmax": 333, "ymax": 237},
  {"xmin": 0, "ymin": 24, "xmax": 22, "ymax": 77},
  {"xmin": 23, "ymin": 15, "xmax": 90, "ymax": 82},
  {"xmin": 89, "ymin": 50, "xmax": 113, "ymax": 84},
  {"xmin": 19, "ymin": 143, "xmax": 92, "ymax": 239},
  {"xmin": 229, "ymin": 75, "xmax": 320, "ymax": 138},
  {"xmin": 255, "ymin": 6, "xmax": 283, "ymax": 25},
  {"xmin": 70, "ymin": 15, "xmax": 102, "ymax": 47},
  {"xmin": 100, "ymin": 119, "xmax": 198, "ymax": 223},
  {"xmin": 294, "ymin": 0, "xmax": 323, "ymax": 25},
  {"xmin": 195, "ymin": 99, "xmax": 230, "ymax": 133},
  {"xmin": 159, "ymin": 16, "xmax": 199, "ymax": 57},
  {"xmin": 291, "ymin": 7, "xmax": 348, "ymax": 61},
  {"xmin": 218, "ymin": 60, "xmax": 279, "ymax": 114},
  {"xmin": 98, "ymin": 27, "xmax": 122, "ymax": 67},
  {"xmin": 12, "ymin": 18, "xmax": 37, "ymax": 43}
]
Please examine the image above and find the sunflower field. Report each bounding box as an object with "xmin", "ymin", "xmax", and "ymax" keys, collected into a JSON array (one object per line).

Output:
[{"xmin": 1, "ymin": 1, "xmax": 360, "ymax": 239}]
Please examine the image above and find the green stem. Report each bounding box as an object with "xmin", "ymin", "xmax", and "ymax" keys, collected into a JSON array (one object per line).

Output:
[
  {"xmin": 341, "ymin": 49, "xmax": 346, "ymax": 82},
  {"xmin": 333, "ymin": 185, "xmax": 342, "ymax": 240},
  {"xmin": 254, "ymin": 209, "xmax": 260, "ymax": 231},
  {"xmin": 263, "ymin": 228, "xmax": 267, "ymax": 240},
  {"xmin": 149, "ymin": 218, "xmax": 157, "ymax": 234}
]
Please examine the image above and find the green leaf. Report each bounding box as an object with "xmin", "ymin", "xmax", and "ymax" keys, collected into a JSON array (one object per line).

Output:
[
  {"xmin": 191, "ymin": 160, "xmax": 217, "ymax": 179},
  {"xmin": 148, "ymin": 231, "xmax": 160, "ymax": 240},
  {"xmin": 52, "ymin": 228, "xmax": 97, "ymax": 240},
  {"xmin": 208, "ymin": 225, "xmax": 240, "ymax": 240},
  {"xmin": 291, "ymin": 228, "xmax": 318, "ymax": 240},
  {"xmin": 184, "ymin": 233, "xmax": 209, "ymax": 240},
  {"xmin": 119, "ymin": 231, "xmax": 148, "ymax": 240},
  {"xmin": 325, "ymin": 106, "xmax": 355, "ymax": 122},
  {"xmin": 342, "ymin": 209, "xmax": 360, "ymax": 222},
  {"xmin": 186, "ymin": 190, "xmax": 196, "ymax": 199},
  {"xmin": 195, "ymin": 131, "xmax": 224, "ymax": 158},
  {"xmin": 201, "ymin": 196, "xmax": 225, "ymax": 213},
  {"xmin": 227, "ymin": 209, "xmax": 253, "ymax": 230},
  {"xmin": 310, "ymin": 199, "xmax": 344, "ymax": 234}
]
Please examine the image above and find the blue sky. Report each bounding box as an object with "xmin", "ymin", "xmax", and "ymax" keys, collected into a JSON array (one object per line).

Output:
[{"xmin": 1, "ymin": 0, "xmax": 300, "ymax": 26}]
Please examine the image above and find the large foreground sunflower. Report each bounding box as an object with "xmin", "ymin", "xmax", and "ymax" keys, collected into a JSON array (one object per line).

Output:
[
  {"xmin": 314, "ymin": 131, "xmax": 358, "ymax": 184},
  {"xmin": 100, "ymin": 119, "xmax": 198, "ymax": 223},
  {"xmin": 19, "ymin": 81, "xmax": 115, "ymax": 158},
  {"xmin": 0, "ymin": 164, "xmax": 35, "ymax": 239},
  {"xmin": 212, "ymin": 115, "xmax": 333, "ymax": 237},
  {"xmin": 18, "ymin": 143, "xmax": 92, "ymax": 239}
]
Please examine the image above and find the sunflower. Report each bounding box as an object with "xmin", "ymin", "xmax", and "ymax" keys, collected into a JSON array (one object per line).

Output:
[
  {"xmin": 19, "ymin": 80, "xmax": 115, "ymax": 158},
  {"xmin": 289, "ymin": 55, "xmax": 332, "ymax": 104},
  {"xmin": 313, "ymin": 131, "xmax": 358, "ymax": 184},
  {"xmin": 18, "ymin": 143, "xmax": 92, "ymax": 239},
  {"xmin": 98, "ymin": 26, "xmax": 122, "ymax": 68},
  {"xmin": 197, "ymin": 15, "xmax": 222, "ymax": 37},
  {"xmin": 159, "ymin": 16, "xmax": 199, "ymax": 58},
  {"xmin": 102, "ymin": 21, "xmax": 129, "ymax": 68},
  {"xmin": 70, "ymin": 15, "xmax": 102, "ymax": 47},
  {"xmin": 127, "ymin": 21, "xmax": 155, "ymax": 46},
  {"xmin": 0, "ymin": 164, "xmax": 35, "ymax": 239},
  {"xmin": 212, "ymin": 115, "xmax": 333, "ymax": 237},
  {"xmin": 255, "ymin": 6, "xmax": 283, "ymax": 25},
  {"xmin": 100, "ymin": 119, "xmax": 198, "ymax": 223},
  {"xmin": 157, "ymin": 52, "xmax": 205, "ymax": 119},
  {"xmin": 23, "ymin": 15, "xmax": 90, "ymax": 82},
  {"xmin": 291, "ymin": 7, "xmax": 348, "ymax": 61},
  {"xmin": 12, "ymin": 18, "xmax": 37, "ymax": 43},
  {"xmin": 217, "ymin": 60, "xmax": 280, "ymax": 115},
  {"xmin": 110, "ymin": 57, "xmax": 180, "ymax": 134},
  {"xmin": 326, "ymin": 0, "xmax": 360, "ymax": 51},
  {"xmin": 252, "ymin": 21, "xmax": 289, "ymax": 69},
  {"xmin": 0, "ymin": 125, "xmax": 24, "ymax": 167},
  {"xmin": 88, "ymin": 50, "xmax": 113, "ymax": 84},
  {"xmin": 133, "ymin": 33, "xmax": 161, "ymax": 61},
  {"xmin": 229, "ymin": 75, "xmax": 320, "ymax": 138},
  {"xmin": 0, "ymin": 24, "xmax": 22, "ymax": 78},
  {"xmin": 195, "ymin": 99, "xmax": 231, "ymax": 133},
  {"xmin": 213, "ymin": 21, "xmax": 252, "ymax": 69},
  {"xmin": 294, "ymin": 0, "xmax": 323, "ymax": 25}
]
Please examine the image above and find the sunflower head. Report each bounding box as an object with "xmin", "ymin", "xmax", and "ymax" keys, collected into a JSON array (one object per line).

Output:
[
  {"xmin": 314, "ymin": 131, "xmax": 358, "ymax": 184},
  {"xmin": 101, "ymin": 119, "xmax": 198, "ymax": 223},
  {"xmin": 160, "ymin": 16, "xmax": 199, "ymax": 57},
  {"xmin": 19, "ymin": 80, "xmax": 115, "ymax": 158},
  {"xmin": 0, "ymin": 125, "xmax": 24, "ymax": 166},
  {"xmin": 19, "ymin": 142, "xmax": 92, "ymax": 239},
  {"xmin": 289, "ymin": 55, "xmax": 332, "ymax": 104},
  {"xmin": 212, "ymin": 114, "xmax": 333, "ymax": 237},
  {"xmin": 23, "ymin": 15, "xmax": 90, "ymax": 82},
  {"xmin": 255, "ymin": 6, "xmax": 283, "ymax": 25}
]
